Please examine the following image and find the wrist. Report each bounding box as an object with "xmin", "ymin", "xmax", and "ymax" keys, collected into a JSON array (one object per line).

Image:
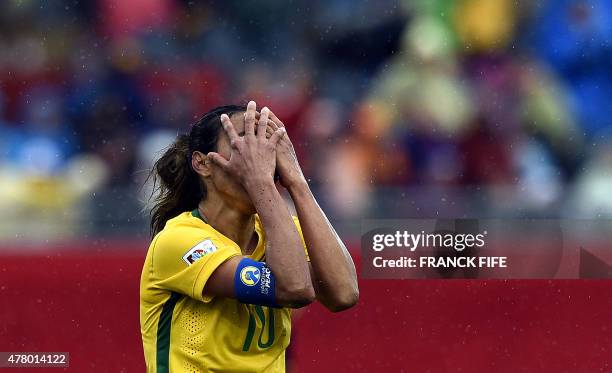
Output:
[
  {"xmin": 287, "ymin": 177, "xmax": 310, "ymax": 197},
  {"xmin": 246, "ymin": 176, "xmax": 283, "ymax": 212},
  {"xmin": 244, "ymin": 174, "xmax": 276, "ymax": 192},
  {"xmin": 283, "ymin": 171, "xmax": 307, "ymax": 189}
]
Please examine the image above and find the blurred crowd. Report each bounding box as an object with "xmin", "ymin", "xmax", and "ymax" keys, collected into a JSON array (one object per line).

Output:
[{"xmin": 1, "ymin": 0, "xmax": 612, "ymax": 239}]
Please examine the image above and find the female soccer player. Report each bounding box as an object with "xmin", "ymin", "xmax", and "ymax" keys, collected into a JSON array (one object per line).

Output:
[{"xmin": 140, "ymin": 101, "xmax": 359, "ymax": 372}]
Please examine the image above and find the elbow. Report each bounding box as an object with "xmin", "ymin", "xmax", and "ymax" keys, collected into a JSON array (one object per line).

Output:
[
  {"xmin": 326, "ymin": 287, "xmax": 359, "ymax": 313},
  {"xmin": 277, "ymin": 284, "xmax": 316, "ymax": 309}
]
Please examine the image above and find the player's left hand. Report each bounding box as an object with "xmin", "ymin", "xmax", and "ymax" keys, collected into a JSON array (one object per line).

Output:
[{"xmin": 261, "ymin": 109, "xmax": 306, "ymax": 189}]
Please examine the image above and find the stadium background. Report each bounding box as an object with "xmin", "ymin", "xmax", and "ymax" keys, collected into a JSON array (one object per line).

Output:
[{"xmin": 1, "ymin": 0, "xmax": 612, "ymax": 371}]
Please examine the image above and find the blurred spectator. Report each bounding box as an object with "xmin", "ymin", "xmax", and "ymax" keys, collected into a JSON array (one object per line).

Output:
[
  {"xmin": 568, "ymin": 143, "xmax": 612, "ymax": 217},
  {"xmin": 0, "ymin": 0, "xmax": 611, "ymax": 240},
  {"xmin": 530, "ymin": 0, "xmax": 612, "ymax": 138}
]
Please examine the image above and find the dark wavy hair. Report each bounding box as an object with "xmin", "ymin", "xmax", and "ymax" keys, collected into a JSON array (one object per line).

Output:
[{"xmin": 148, "ymin": 105, "xmax": 246, "ymax": 236}]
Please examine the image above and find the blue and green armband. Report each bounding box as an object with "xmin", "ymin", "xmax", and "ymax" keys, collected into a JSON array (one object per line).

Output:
[{"xmin": 234, "ymin": 258, "xmax": 278, "ymax": 308}]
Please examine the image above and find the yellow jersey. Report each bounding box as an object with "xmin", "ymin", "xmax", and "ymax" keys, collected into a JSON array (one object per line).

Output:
[{"xmin": 140, "ymin": 210, "xmax": 306, "ymax": 373}]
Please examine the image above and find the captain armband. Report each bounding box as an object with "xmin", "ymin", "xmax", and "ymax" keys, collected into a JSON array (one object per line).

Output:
[{"xmin": 234, "ymin": 258, "xmax": 279, "ymax": 307}]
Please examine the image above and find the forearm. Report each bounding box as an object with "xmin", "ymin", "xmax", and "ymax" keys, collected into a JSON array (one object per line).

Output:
[
  {"xmin": 288, "ymin": 180, "xmax": 359, "ymax": 311},
  {"xmin": 246, "ymin": 177, "xmax": 313, "ymax": 304}
]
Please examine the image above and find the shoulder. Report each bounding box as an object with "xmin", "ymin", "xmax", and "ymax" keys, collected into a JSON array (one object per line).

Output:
[{"xmin": 150, "ymin": 212, "xmax": 240, "ymax": 266}]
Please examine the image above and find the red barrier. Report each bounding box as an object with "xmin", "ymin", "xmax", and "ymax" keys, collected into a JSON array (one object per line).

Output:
[
  {"xmin": 1, "ymin": 242, "xmax": 612, "ymax": 372},
  {"xmin": 0, "ymin": 242, "xmax": 148, "ymax": 372}
]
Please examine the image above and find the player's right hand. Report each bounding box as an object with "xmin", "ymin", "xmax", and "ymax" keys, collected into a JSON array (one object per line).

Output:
[{"xmin": 207, "ymin": 100, "xmax": 286, "ymax": 188}]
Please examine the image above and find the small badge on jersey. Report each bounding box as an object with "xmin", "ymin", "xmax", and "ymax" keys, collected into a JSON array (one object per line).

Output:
[{"xmin": 182, "ymin": 239, "xmax": 217, "ymax": 265}]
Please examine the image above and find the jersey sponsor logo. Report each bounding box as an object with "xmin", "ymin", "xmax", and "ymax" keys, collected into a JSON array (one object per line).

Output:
[
  {"xmin": 240, "ymin": 266, "xmax": 261, "ymax": 286},
  {"xmin": 182, "ymin": 239, "xmax": 217, "ymax": 265}
]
